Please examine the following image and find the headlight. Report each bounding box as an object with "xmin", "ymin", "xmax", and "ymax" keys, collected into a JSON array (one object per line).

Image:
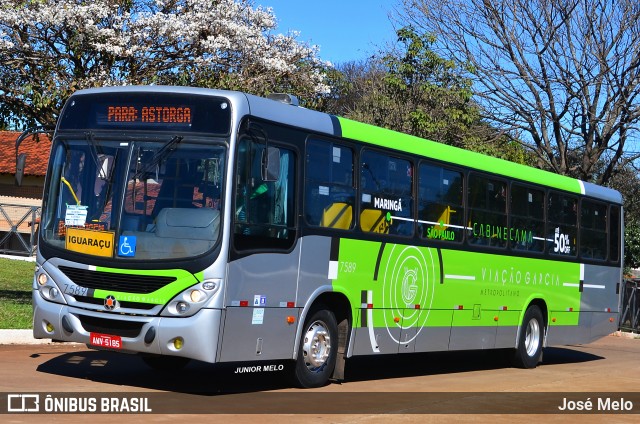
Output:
[
  {"xmin": 161, "ymin": 279, "xmax": 221, "ymax": 317},
  {"xmin": 176, "ymin": 302, "xmax": 190, "ymax": 313},
  {"xmin": 189, "ymin": 290, "xmax": 204, "ymax": 303},
  {"xmin": 35, "ymin": 271, "xmax": 67, "ymax": 305}
]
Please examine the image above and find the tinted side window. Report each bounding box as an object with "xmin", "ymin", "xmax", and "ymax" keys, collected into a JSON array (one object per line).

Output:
[
  {"xmin": 510, "ymin": 184, "xmax": 545, "ymax": 253},
  {"xmin": 467, "ymin": 174, "xmax": 507, "ymax": 248},
  {"xmin": 580, "ymin": 200, "xmax": 607, "ymax": 260},
  {"xmin": 360, "ymin": 150, "xmax": 414, "ymax": 236},
  {"xmin": 609, "ymin": 206, "xmax": 620, "ymax": 262},
  {"xmin": 305, "ymin": 139, "xmax": 355, "ymax": 230},
  {"xmin": 547, "ymin": 192, "xmax": 577, "ymax": 256},
  {"xmin": 234, "ymin": 137, "xmax": 296, "ymax": 250},
  {"xmin": 418, "ymin": 163, "xmax": 464, "ymax": 243}
]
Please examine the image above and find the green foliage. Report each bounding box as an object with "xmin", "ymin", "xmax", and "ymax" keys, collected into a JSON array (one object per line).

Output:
[
  {"xmin": 624, "ymin": 220, "xmax": 640, "ymax": 272},
  {"xmin": 327, "ymin": 26, "xmax": 532, "ymax": 165},
  {"xmin": 0, "ymin": 258, "xmax": 35, "ymax": 329},
  {"xmin": 352, "ymin": 26, "xmax": 478, "ymax": 146},
  {"xmin": 608, "ymin": 166, "xmax": 640, "ymax": 271}
]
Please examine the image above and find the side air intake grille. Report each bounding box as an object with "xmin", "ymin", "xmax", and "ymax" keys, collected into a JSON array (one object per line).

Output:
[{"xmin": 59, "ymin": 266, "xmax": 177, "ymax": 294}]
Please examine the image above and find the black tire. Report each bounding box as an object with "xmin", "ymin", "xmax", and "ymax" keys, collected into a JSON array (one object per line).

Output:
[
  {"xmin": 292, "ymin": 307, "xmax": 338, "ymax": 388},
  {"xmin": 512, "ymin": 305, "xmax": 545, "ymax": 368},
  {"xmin": 140, "ymin": 354, "xmax": 191, "ymax": 371}
]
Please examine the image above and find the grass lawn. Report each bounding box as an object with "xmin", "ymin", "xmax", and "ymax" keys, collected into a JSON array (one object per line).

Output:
[{"xmin": 0, "ymin": 257, "xmax": 35, "ymax": 329}]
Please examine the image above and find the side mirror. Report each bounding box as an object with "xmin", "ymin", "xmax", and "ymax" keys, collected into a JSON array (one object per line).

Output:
[
  {"xmin": 261, "ymin": 147, "xmax": 280, "ymax": 181},
  {"xmin": 15, "ymin": 153, "xmax": 26, "ymax": 186}
]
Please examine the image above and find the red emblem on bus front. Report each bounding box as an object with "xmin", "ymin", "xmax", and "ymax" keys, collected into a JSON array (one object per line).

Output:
[{"xmin": 104, "ymin": 295, "xmax": 117, "ymax": 310}]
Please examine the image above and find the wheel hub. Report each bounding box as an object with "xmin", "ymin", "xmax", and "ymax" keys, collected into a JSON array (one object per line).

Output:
[
  {"xmin": 302, "ymin": 320, "xmax": 331, "ymax": 370},
  {"xmin": 524, "ymin": 318, "xmax": 540, "ymax": 357}
]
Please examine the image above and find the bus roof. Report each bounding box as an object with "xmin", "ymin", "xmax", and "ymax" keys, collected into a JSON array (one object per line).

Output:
[{"xmin": 334, "ymin": 117, "xmax": 622, "ymax": 205}]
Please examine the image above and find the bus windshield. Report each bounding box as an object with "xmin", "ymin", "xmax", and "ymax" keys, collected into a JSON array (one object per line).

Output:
[{"xmin": 41, "ymin": 136, "xmax": 226, "ymax": 260}]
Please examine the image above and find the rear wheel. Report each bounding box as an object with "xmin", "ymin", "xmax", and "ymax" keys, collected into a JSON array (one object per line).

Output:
[
  {"xmin": 292, "ymin": 307, "xmax": 338, "ymax": 388},
  {"xmin": 512, "ymin": 305, "xmax": 545, "ymax": 368}
]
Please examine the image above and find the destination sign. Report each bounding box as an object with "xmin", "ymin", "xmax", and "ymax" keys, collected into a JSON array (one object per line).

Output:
[
  {"xmin": 65, "ymin": 227, "xmax": 115, "ymax": 258},
  {"xmin": 106, "ymin": 105, "xmax": 192, "ymax": 125},
  {"xmin": 58, "ymin": 91, "xmax": 231, "ymax": 134}
]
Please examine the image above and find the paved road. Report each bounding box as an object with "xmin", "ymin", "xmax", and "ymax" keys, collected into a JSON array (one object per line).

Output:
[{"xmin": 1, "ymin": 334, "xmax": 639, "ymax": 423}]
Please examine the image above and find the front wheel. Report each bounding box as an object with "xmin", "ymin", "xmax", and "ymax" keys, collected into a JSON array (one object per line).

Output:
[
  {"xmin": 292, "ymin": 307, "xmax": 338, "ymax": 388},
  {"xmin": 512, "ymin": 305, "xmax": 545, "ymax": 368}
]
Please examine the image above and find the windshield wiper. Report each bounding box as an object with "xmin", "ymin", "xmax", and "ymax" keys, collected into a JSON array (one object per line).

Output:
[
  {"xmin": 85, "ymin": 131, "xmax": 108, "ymax": 180},
  {"xmin": 133, "ymin": 135, "xmax": 183, "ymax": 181}
]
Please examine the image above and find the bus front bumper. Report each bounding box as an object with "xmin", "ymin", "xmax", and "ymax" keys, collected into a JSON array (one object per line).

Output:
[{"xmin": 32, "ymin": 292, "xmax": 221, "ymax": 363}]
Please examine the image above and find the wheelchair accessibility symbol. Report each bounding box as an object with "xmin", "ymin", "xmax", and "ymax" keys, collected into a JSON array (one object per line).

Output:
[{"xmin": 118, "ymin": 236, "xmax": 136, "ymax": 257}]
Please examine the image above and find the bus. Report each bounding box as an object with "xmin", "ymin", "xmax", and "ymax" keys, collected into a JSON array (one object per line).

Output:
[{"xmin": 28, "ymin": 86, "xmax": 622, "ymax": 388}]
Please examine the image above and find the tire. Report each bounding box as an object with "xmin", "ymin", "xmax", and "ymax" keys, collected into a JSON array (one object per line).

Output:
[
  {"xmin": 292, "ymin": 307, "xmax": 338, "ymax": 388},
  {"xmin": 140, "ymin": 354, "xmax": 191, "ymax": 371},
  {"xmin": 512, "ymin": 305, "xmax": 545, "ymax": 368}
]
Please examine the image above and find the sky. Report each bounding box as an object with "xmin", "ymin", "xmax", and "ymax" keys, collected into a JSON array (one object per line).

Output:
[{"xmin": 258, "ymin": 0, "xmax": 400, "ymax": 65}]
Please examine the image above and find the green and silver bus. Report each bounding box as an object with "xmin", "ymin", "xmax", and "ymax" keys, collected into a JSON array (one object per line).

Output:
[{"xmin": 31, "ymin": 86, "xmax": 622, "ymax": 388}]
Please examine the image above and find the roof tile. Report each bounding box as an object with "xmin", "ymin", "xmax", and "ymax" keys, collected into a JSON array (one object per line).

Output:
[{"xmin": 0, "ymin": 131, "xmax": 50, "ymax": 176}]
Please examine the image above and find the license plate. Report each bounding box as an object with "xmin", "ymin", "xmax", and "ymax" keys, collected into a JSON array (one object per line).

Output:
[{"xmin": 90, "ymin": 332, "xmax": 122, "ymax": 349}]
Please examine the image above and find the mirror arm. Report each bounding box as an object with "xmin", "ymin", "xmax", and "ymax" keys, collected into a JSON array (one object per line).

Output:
[
  {"xmin": 244, "ymin": 120, "xmax": 280, "ymax": 181},
  {"xmin": 14, "ymin": 126, "xmax": 54, "ymax": 186}
]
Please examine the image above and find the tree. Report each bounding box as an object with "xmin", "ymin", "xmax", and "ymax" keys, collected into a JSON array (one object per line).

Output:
[
  {"xmin": 350, "ymin": 27, "xmax": 479, "ymax": 146},
  {"xmin": 0, "ymin": 0, "xmax": 329, "ymax": 129},
  {"xmin": 399, "ymin": 0, "xmax": 640, "ymax": 185},
  {"xmin": 608, "ymin": 166, "xmax": 640, "ymax": 270},
  {"xmin": 327, "ymin": 27, "xmax": 532, "ymax": 164}
]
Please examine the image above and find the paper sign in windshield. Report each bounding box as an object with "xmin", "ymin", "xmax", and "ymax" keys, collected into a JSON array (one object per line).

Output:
[{"xmin": 65, "ymin": 205, "xmax": 88, "ymax": 226}]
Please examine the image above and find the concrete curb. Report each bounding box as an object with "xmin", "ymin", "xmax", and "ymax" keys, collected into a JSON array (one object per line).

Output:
[
  {"xmin": 0, "ymin": 254, "xmax": 35, "ymax": 262},
  {"xmin": 0, "ymin": 329, "xmax": 53, "ymax": 345},
  {"xmin": 611, "ymin": 330, "xmax": 640, "ymax": 339}
]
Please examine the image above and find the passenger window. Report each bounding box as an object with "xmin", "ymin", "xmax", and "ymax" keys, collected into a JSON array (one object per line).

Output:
[
  {"xmin": 467, "ymin": 174, "xmax": 507, "ymax": 248},
  {"xmin": 418, "ymin": 163, "xmax": 463, "ymax": 243},
  {"xmin": 360, "ymin": 150, "xmax": 414, "ymax": 236},
  {"xmin": 304, "ymin": 139, "xmax": 355, "ymax": 230},
  {"xmin": 547, "ymin": 192, "xmax": 577, "ymax": 256},
  {"xmin": 510, "ymin": 184, "xmax": 545, "ymax": 253},
  {"xmin": 580, "ymin": 200, "xmax": 607, "ymax": 260}
]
